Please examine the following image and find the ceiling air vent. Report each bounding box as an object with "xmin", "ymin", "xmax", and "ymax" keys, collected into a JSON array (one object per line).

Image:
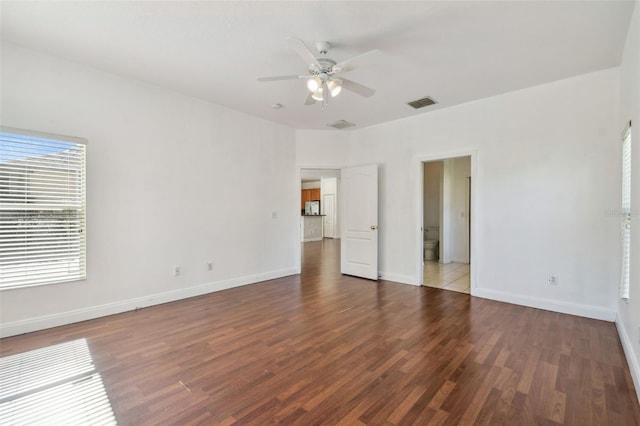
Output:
[
  {"xmin": 407, "ymin": 96, "xmax": 437, "ymax": 109},
  {"xmin": 327, "ymin": 120, "xmax": 355, "ymax": 130}
]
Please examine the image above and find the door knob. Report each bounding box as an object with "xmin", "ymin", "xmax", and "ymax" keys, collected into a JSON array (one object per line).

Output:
[{"xmin": 371, "ymin": 225, "xmax": 377, "ymax": 230}]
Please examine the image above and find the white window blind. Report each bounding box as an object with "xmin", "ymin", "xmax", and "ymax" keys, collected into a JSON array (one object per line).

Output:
[
  {"xmin": 0, "ymin": 128, "xmax": 86, "ymax": 289},
  {"xmin": 620, "ymin": 121, "xmax": 632, "ymax": 300}
]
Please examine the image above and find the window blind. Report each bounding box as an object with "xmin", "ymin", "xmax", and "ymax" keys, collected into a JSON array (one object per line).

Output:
[
  {"xmin": 0, "ymin": 128, "xmax": 86, "ymax": 289},
  {"xmin": 620, "ymin": 122, "xmax": 631, "ymax": 300}
]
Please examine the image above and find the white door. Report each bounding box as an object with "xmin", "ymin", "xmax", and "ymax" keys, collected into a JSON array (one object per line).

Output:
[
  {"xmin": 341, "ymin": 164, "xmax": 378, "ymax": 280},
  {"xmin": 323, "ymin": 193, "xmax": 336, "ymax": 238}
]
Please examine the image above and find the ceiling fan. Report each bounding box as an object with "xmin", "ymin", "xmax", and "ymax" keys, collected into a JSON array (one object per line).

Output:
[{"xmin": 257, "ymin": 38, "xmax": 380, "ymax": 107}]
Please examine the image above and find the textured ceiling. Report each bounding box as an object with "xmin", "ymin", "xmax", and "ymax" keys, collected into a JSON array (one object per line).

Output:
[{"xmin": 0, "ymin": 1, "xmax": 635, "ymax": 130}]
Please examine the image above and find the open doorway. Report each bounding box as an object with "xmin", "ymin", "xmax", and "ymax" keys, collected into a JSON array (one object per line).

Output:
[
  {"xmin": 296, "ymin": 168, "xmax": 341, "ymax": 274},
  {"xmin": 296, "ymin": 165, "xmax": 379, "ymax": 281},
  {"xmin": 300, "ymin": 169, "xmax": 340, "ymax": 242},
  {"xmin": 420, "ymin": 155, "xmax": 472, "ymax": 294}
]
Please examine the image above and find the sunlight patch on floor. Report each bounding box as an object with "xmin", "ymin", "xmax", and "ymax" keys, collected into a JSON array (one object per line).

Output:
[{"xmin": 0, "ymin": 338, "xmax": 117, "ymax": 425}]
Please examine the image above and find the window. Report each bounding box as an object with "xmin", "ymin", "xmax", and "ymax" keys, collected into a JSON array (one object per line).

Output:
[
  {"xmin": 620, "ymin": 121, "xmax": 632, "ymax": 300},
  {"xmin": 0, "ymin": 127, "xmax": 86, "ymax": 289}
]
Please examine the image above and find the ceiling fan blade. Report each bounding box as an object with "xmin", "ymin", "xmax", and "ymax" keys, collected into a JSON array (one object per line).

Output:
[
  {"xmin": 304, "ymin": 92, "xmax": 316, "ymax": 105},
  {"xmin": 289, "ymin": 38, "xmax": 321, "ymax": 68},
  {"xmin": 332, "ymin": 49, "xmax": 382, "ymax": 74},
  {"xmin": 257, "ymin": 75, "xmax": 306, "ymax": 82},
  {"xmin": 339, "ymin": 78, "xmax": 376, "ymax": 98}
]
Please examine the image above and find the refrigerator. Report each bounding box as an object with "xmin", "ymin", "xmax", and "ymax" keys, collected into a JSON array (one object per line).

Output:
[{"xmin": 305, "ymin": 200, "xmax": 320, "ymax": 215}]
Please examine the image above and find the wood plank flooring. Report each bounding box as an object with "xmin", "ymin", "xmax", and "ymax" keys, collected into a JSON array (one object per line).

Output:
[{"xmin": 1, "ymin": 238, "xmax": 639, "ymax": 424}]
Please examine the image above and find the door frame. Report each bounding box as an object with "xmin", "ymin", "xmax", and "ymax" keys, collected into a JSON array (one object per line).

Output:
[
  {"xmin": 415, "ymin": 150, "xmax": 477, "ymax": 294},
  {"xmin": 295, "ymin": 165, "xmax": 345, "ymax": 274}
]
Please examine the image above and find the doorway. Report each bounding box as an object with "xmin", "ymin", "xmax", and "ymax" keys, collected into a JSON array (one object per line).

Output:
[
  {"xmin": 300, "ymin": 169, "xmax": 340, "ymax": 237},
  {"xmin": 296, "ymin": 165, "xmax": 379, "ymax": 281},
  {"xmin": 297, "ymin": 168, "xmax": 341, "ymax": 271},
  {"xmin": 418, "ymin": 154, "xmax": 474, "ymax": 294}
]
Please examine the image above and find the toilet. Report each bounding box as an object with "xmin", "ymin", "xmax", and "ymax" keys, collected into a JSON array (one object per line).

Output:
[{"xmin": 424, "ymin": 227, "xmax": 439, "ymax": 261}]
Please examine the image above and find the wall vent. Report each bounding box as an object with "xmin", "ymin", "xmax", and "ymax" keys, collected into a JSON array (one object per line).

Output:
[
  {"xmin": 407, "ymin": 96, "xmax": 437, "ymax": 109},
  {"xmin": 327, "ymin": 120, "xmax": 355, "ymax": 130}
]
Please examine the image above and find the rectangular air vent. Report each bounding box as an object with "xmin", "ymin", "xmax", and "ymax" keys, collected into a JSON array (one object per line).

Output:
[
  {"xmin": 407, "ymin": 96, "xmax": 437, "ymax": 109},
  {"xmin": 327, "ymin": 120, "xmax": 355, "ymax": 130}
]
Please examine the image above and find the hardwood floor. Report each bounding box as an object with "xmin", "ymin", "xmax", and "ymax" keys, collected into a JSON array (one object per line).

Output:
[{"xmin": 1, "ymin": 238, "xmax": 639, "ymax": 425}]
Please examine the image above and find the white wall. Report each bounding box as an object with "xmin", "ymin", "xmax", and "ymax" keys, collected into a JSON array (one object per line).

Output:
[
  {"xmin": 299, "ymin": 68, "xmax": 621, "ymax": 320},
  {"xmin": 0, "ymin": 42, "xmax": 298, "ymax": 336},
  {"xmin": 296, "ymin": 130, "xmax": 348, "ymax": 168},
  {"xmin": 423, "ymin": 161, "xmax": 441, "ymax": 229},
  {"xmin": 446, "ymin": 157, "xmax": 470, "ymax": 263},
  {"xmin": 439, "ymin": 157, "xmax": 471, "ymax": 264},
  {"xmin": 301, "ymin": 181, "xmax": 321, "ymax": 189},
  {"xmin": 440, "ymin": 159, "xmax": 452, "ymax": 263},
  {"xmin": 321, "ymin": 177, "xmax": 337, "ymax": 195},
  {"xmin": 616, "ymin": 0, "xmax": 640, "ymax": 402}
]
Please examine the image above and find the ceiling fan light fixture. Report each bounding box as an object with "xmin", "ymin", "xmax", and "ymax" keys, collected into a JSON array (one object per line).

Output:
[
  {"xmin": 327, "ymin": 80, "xmax": 342, "ymax": 97},
  {"xmin": 311, "ymin": 87, "xmax": 324, "ymax": 101},
  {"xmin": 257, "ymin": 39, "xmax": 379, "ymax": 106},
  {"xmin": 307, "ymin": 77, "xmax": 321, "ymax": 92}
]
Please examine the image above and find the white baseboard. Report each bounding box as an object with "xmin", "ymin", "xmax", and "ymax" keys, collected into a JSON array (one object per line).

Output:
[
  {"xmin": 473, "ymin": 288, "xmax": 616, "ymax": 321},
  {"xmin": 451, "ymin": 257, "xmax": 470, "ymax": 264},
  {"xmin": 616, "ymin": 314, "xmax": 640, "ymax": 404},
  {"xmin": 0, "ymin": 267, "xmax": 297, "ymax": 338},
  {"xmin": 379, "ymin": 272, "xmax": 420, "ymax": 286}
]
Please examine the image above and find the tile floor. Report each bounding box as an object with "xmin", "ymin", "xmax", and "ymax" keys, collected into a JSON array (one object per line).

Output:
[{"xmin": 423, "ymin": 261, "xmax": 470, "ymax": 294}]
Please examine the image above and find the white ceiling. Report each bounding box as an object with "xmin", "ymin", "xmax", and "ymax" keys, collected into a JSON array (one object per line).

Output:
[{"xmin": 0, "ymin": 1, "xmax": 635, "ymax": 130}]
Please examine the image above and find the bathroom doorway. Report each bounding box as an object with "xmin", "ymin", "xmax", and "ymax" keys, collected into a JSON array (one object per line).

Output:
[{"xmin": 421, "ymin": 156, "xmax": 472, "ymax": 294}]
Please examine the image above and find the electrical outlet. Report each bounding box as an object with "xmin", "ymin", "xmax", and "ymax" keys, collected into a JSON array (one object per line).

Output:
[
  {"xmin": 173, "ymin": 266, "xmax": 181, "ymax": 276},
  {"xmin": 206, "ymin": 261, "xmax": 213, "ymax": 271},
  {"xmin": 549, "ymin": 275, "xmax": 558, "ymax": 285},
  {"xmin": 271, "ymin": 211, "xmax": 278, "ymax": 219}
]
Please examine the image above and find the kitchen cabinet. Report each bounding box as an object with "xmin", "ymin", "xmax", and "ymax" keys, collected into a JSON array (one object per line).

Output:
[
  {"xmin": 301, "ymin": 189, "xmax": 311, "ymax": 210},
  {"xmin": 301, "ymin": 188, "xmax": 321, "ymax": 210}
]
